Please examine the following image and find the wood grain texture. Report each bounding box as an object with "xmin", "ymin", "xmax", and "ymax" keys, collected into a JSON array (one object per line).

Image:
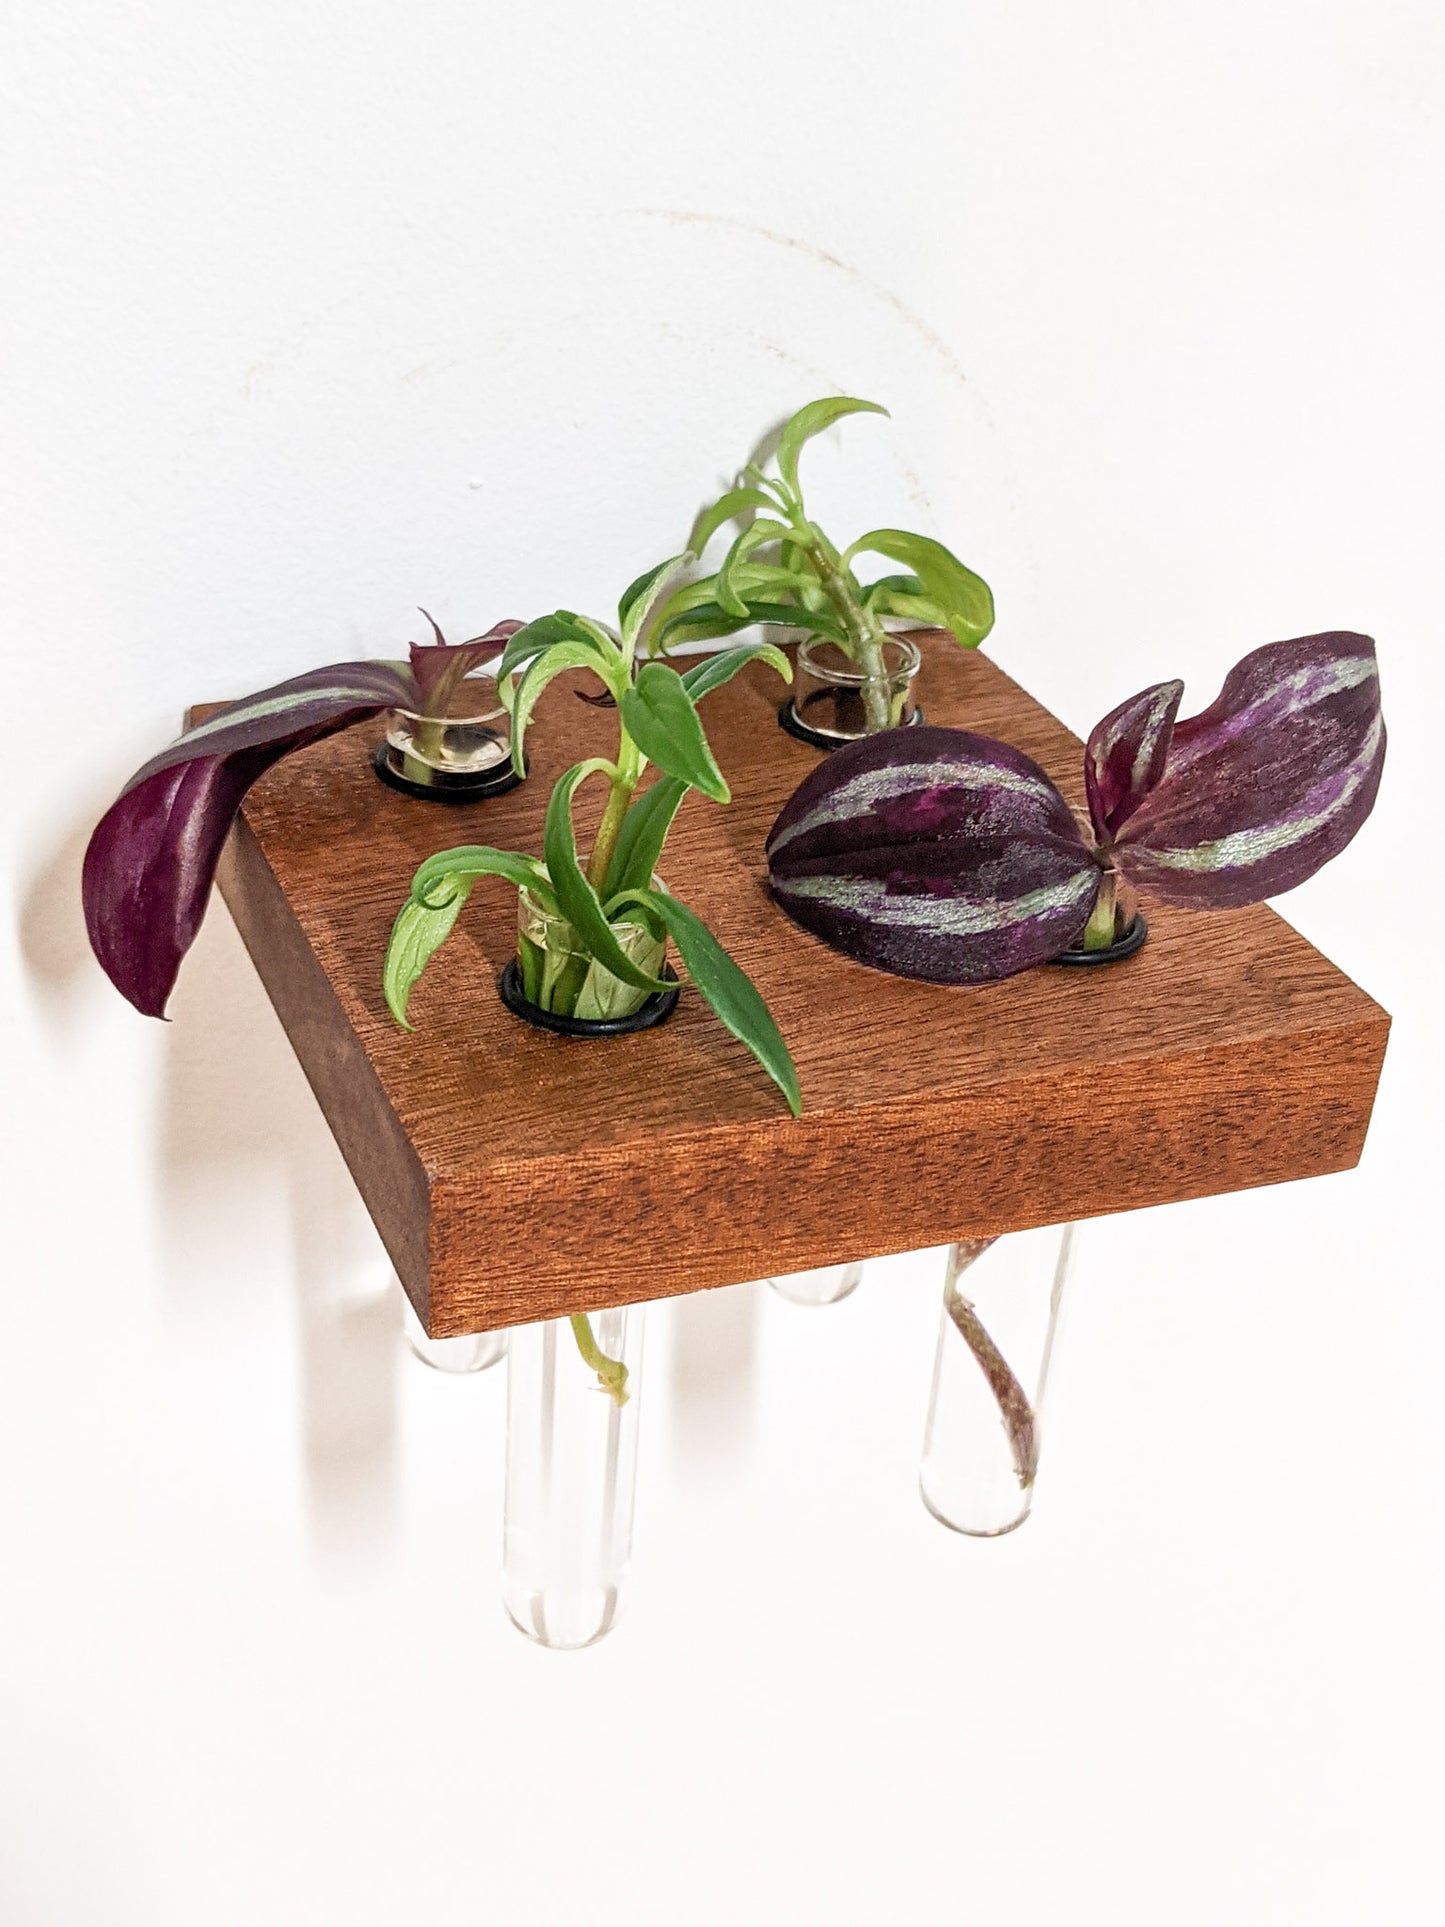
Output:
[{"xmin": 198, "ymin": 638, "xmax": 1391, "ymax": 1336}]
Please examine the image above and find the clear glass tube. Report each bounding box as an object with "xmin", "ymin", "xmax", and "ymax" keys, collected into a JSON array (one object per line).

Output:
[
  {"xmin": 791, "ymin": 634, "xmax": 921, "ymax": 743},
  {"xmin": 515, "ymin": 884, "xmax": 664, "ymax": 1020},
  {"xmin": 767, "ymin": 1262, "xmax": 864, "ymax": 1306},
  {"xmin": 920, "ymin": 1226, "xmax": 1074, "ymax": 1537},
  {"xmin": 501, "ymin": 1306, "xmax": 645, "ymax": 1649},
  {"xmin": 384, "ymin": 672, "xmax": 512, "ymax": 790},
  {"xmin": 400, "ymin": 1289, "xmax": 505, "ymax": 1374}
]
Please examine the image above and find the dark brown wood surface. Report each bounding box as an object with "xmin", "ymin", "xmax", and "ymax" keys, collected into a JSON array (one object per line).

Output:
[{"xmin": 201, "ymin": 638, "xmax": 1390, "ymax": 1335}]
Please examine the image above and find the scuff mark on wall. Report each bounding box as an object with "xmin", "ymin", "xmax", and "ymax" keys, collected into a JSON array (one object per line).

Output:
[
  {"xmin": 399, "ymin": 357, "xmax": 466, "ymax": 385},
  {"xmin": 631, "ymin": 208, "xmax": 971, "ymax": 394}
]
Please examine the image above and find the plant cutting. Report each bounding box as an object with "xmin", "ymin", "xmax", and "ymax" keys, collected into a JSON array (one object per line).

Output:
[
  {"xmin": 374, "ymin": 611, "xmax": 527, "ymax": 802},
  {"xmin": 654, "ymin": 396, "xmax": 995, "ymax": 746},
  {"xmin": 919, "ymin": 1227, "xmax": 1075, "ymax": 1536},
  {"xmin": 766, "ymin": 630, "xmax": 1385, "ymax": 982},
  {"xmin": 381, "ymin": 556, "xmax": 803, "ymax": 1404},
  {"xmin": 83, "ymin": 616, "xmax": 523, "ymax": 1018},
  {"xmin": 767, "ymin": 627, "xmax": 1386, "ymax": 1514}
]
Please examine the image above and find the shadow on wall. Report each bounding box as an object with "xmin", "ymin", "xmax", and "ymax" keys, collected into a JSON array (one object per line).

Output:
[
  {"xmin": 666, "ymin": 1278, "xmax": 761, "ymax": 1480},
  {"xmin": 16, "ymin": 767, "xmax": 137, "ymax": 1041},
  {"xmin": 19, "ymin": 777, "xmax": 402, "ymax": 1564},
  {"xmin": 159, "ymin": 898, "xmax": 404, "ymax": 1569},
  {"xmin": 20, "ymin": 770, "xmax": 767, "ymax": 1551}
]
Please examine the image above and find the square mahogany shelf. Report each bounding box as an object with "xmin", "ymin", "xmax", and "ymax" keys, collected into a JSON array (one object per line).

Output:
[{"xmin": 202, "ymin": 641, "xmax": 1390, "ymax": 1337}]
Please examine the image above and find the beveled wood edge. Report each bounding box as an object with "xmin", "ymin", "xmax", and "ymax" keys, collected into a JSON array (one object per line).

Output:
[{"xmin": 422, "ymin": 1009, "xmax": 1391, "ymax": 1334}]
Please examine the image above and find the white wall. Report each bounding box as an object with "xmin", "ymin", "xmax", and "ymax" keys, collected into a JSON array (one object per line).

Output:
[{"xmin": 3, "ymin": 3, "xmax": 1442, "ymax": 1922}]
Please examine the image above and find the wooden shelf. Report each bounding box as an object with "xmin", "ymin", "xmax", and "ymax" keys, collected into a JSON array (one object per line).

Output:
[{"xmin": 203, "ymin": 639, "xmax": 1390, "ymax": 1336}]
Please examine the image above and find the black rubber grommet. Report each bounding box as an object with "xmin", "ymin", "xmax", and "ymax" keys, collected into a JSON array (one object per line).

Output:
[
  {"xmin": 372, "ymin": 740, "xmax": 523, "ymax": 805},
  {"xmin": 497, "ymin": 957, "xmax": 681, "ymax": 1036},
  {"xmin": 1049, "ymin": 913, "xmax": 1150, "ymax": 966},
  {"xmin": 777, "ymin": 701, "xmax": 926, "ymax": 752}
]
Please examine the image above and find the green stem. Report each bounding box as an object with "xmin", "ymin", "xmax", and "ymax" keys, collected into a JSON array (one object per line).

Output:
[
  {"xmin": 1082, "ymin": 869, "xmax": 1119, "ymax": 951},
  {"xmin": 543, "ymin": 738, "xmax": 645, "ymax": 1018},
  {"xmin": 569, "ymin": 1312, "xmax": 629, "ymax": 1406},
  {"xmin": 801, "ymin": 523, "xmax": 892, "ymax": 733},
  {"xmin": 585, "ymin": 773, "xmax": 634, "ymax": 893},
  {"xmin": 414, "ymin": 648, "xmax": 477, "ymax": 763}
]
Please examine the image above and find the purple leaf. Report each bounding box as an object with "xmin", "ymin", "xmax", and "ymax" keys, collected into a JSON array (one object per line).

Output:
[
  {"xmin": 1085, "ymin": 678, "xmax": 1184, "ymax": 839},
  {"xmin": 83, "ymin": 662, "xmax": 413, "ymax": 1017},
  {"xmin": 766, "ymin": 726, "xmax": 1101, "ymax": 984},
  {"xmin": 1112, "ymin": 632, "xmax": 1385, "ymax": 908},
  {"xmin": 407, "ymin": 617, "xmax": 524, "ymax": 707}
]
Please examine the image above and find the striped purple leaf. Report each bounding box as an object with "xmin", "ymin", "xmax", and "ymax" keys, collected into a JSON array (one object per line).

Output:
[
  {"xmin": 766, "ymin": 726, "xmax": 1102, "ymax": 984},
  {"xmin": 766, "ymin": 631, "xmax": 1384, "ymax": 985},
  {"xmin": 1085, "ymin": 678, "xmax": 1184, "ymax": 839},
  {"xmin": 83, "ymin": 624, "xmax": 523, "ymax": 1018},
  {"xmin": 1108, "ymin": 632, "xmax": 1385, "ymax": 908},
  {"xmin": 407, "ymin": 615, "xmax": 522, "ymax": 706}
]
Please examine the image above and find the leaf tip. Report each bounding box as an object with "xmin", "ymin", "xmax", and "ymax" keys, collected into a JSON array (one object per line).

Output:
[{"xmin": 382, "ymin": 978, "xmax": 415, "ymax": 1030}]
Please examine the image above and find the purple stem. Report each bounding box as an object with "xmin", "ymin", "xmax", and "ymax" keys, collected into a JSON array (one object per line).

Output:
[{"xmin": 946, "ymin": 1238, "xmax": 1038, "ymax": 1489}]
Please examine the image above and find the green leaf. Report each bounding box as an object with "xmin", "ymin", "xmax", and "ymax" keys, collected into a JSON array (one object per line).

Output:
[
  {"xmin": 647, "ymin": 577, "xmax": 726, "ymax": 655},
  {"xmin": 655, "ymin": 598, "xmax": 847, "ymax": 653},
  {"xmin": 618, "ymin": 552, "xmax": 694, "ymax": 650},
  {"xmin": 687, "ymin": 486, "xmax": 776, "ymax": 554},
  {"xmin": 572, "ymin": 917, "xmax": 668, "ymax": 1021},
  {"xmin": 679, "ymin": 642, "xmax": 793, "ymax": 703},
  {"xmin": 383, "ymin": 889, "xmax": 472, "ymax": 1031},
  {"xmin": 860, "ymin": 571, "xmax": 948, "ymax": 626},
  {"xmin": 619, "ymin": 662, "xmax": 730, "ymax": 802},
  {"xmin": 517, "ymin": 929, "xmax": 545, "ymax": 1005},
  {"xmin": 869, "ymin": 588, "xmax": 950, "ymax": 626},
  {"xmin": 843, "ymin": 530, "xmax": 995, "ymax": 648},
  {"xmin": 726, "ymin": 561, "xmax": 820, "ymax": 602},
  {"xmin": 776, "ymin": 396, "xmax": 888, "ymax": 499},
  {"xmin": 652, "ymin": 603, "xmax": 757, "ymax": 650},
  {"xmin": 860, "ymin": 571, "xmax": 924, "ymax": 606},
  {"xmin": 572, "ymin": 613, "xmax": 625, "ymax": 657},
  {"xmin": 654, "ymin": 574, "xmax": 731, "ymax": 622},
  {"xmin": 604, "ymin": 774, "xmax": 689, "ymax": 899},
  {"xmin": 497, "ymin": 613, "xmax": 601, "ymax": 682},
  {"xmin": 384, "ymin": 844, "xmax": 550, "ymax": 1029},
  {"xmin": 410, "ymin": 843, "xmax": 553, "ymax": 909},
  {"xmin": 510, "ymin": 639, "xmax": 624, "ymax": 776},
  {"xmin": 716, "ymin": 519, "xmax": 792, "ymax": 617},
  {"xmin": 611, "ymin": 888, "xmax": 802, "ymax": 1116},
  {"xmin": 544, "ymin": 763, "xmax": 671, "ymax": 993},
  {"xmin": 658, "ymin": 564, "xmax": 813, "ymax": 633}
]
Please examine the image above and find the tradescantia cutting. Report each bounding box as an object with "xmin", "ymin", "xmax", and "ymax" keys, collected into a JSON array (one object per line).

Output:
[
  {"xmin": 771, "ymin": 629, "xmax": 1385, "ymax": 1489},
  {"xmin": 655, "ymin": 397, "xmax": 995, "ymax": 735},
  {"xmin": 82, "ymin": 615, "xmax": 522, "ymax": 1018},
  {"xmin": 382, "ymin": 556, "xmax": 802, "ymax": 1400},
  {"xmin": 767, "ymin": 631, "xmax": 1385, "ymax": 979}
]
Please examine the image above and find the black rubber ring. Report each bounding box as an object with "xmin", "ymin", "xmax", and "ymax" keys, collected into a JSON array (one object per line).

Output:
[
  {"xmin": 1050, "ymin": 913, "xmax": 1150, "ymax": 966},
  {"xmin": 497, "ymin": 957, "xmax": 681, "ymax": 1036},
  {"xmin": 372, "ymin": 740, "xmax": 523, "ymax": 805},
  {"xmin": 778, "ymin": 700, "xmax": 926, "ymax": 752}
]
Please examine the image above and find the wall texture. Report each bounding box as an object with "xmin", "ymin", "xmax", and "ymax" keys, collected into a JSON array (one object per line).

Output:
[{"xmin": 3, "ymin": 4, "xmax": 1441, "ymax": 1922}]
